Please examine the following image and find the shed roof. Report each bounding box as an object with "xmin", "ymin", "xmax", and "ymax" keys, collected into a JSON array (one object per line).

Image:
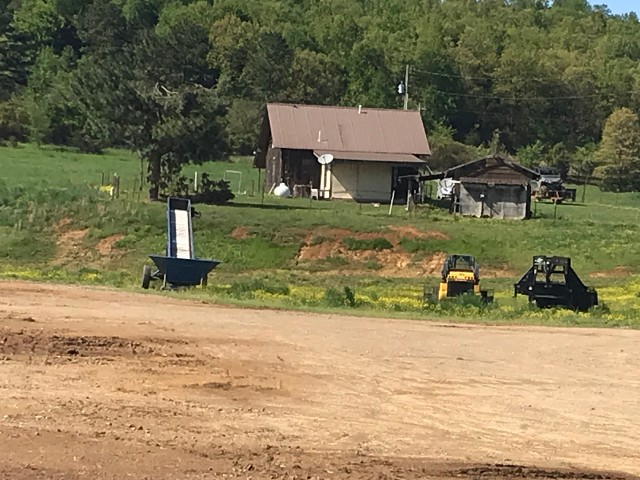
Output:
[
  {"xmin": 266, "ymin": 103, "xmax": 431, "ymax": 155},
  {"xmin": 410, "ymin": 155, "xmax": 539, "ymax": 183},
  {"xmin": 445, "ymin": 155, "xmax": 539, "ymax": 181},
  {"xmin": 313, "ymin": 150, "xmax": 426, "ymax": 164}
]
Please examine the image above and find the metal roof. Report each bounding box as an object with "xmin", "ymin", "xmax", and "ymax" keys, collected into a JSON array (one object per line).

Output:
[
  {"xmin": 313, "ymin": 150, "xmax": 427, "ymax": 164},
  {"xmin": 267, "ymin": 103, "xmax": 431, "ymax": 155}
]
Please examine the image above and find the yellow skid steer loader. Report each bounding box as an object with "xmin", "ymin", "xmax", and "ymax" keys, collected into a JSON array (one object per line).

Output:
[{"xmin": 425, "ymin": 254, "xmax": 493, "ymax": 303}]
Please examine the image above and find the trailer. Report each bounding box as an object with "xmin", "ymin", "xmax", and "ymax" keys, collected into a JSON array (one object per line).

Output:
[
  {"xmin": 141, "ymin": 197, "xmax": 220, "ymax": 289},
  {"xmin": 514, "ymin": 256, "xmax": 597, "ymax": 312}
]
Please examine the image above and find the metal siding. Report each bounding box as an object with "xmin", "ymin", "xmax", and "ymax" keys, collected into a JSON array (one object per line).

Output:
[
  {"xmin": 330, "ymin": 162, "xmax": 392, "ymax": 202},
  {"xmin": 267, "ymin": 103, "xmax": 430, "ymax": 155},
  {"xmin": 356, "ymin": 163, "xmax": 392, "ymax": 202},
  {"xmin": 331, "ymin": 162, "xmax": 356, "ymax": 200}
]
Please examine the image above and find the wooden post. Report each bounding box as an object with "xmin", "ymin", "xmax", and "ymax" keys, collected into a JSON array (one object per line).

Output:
[{"xmin": 112, "ymin": 174, "xmax": 120, "ymax": 199}]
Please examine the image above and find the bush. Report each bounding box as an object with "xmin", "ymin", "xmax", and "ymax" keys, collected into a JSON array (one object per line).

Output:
[
  {"xmin": 324, "ymin": 286, "xmax": 358, "ymax": 308},
  {"xmin": 163, "ymin": 172, "xmax": 235, "ymax": 205},
  {"xmin": 0, "ymin": 99, "xmax": 29, "ymax": 145},
  {"xmin": 227, "ymin": 277, "xmax": 290, "ymax": 299},
  {"xmin": 343, "ymin": 236, "xmax": 393, "ymax": 251}
]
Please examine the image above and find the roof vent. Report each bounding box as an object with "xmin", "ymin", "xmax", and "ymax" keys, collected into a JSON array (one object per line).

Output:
[{"xmin": 358, "ymin": 105, "xmax": 362, "ymax": 114}]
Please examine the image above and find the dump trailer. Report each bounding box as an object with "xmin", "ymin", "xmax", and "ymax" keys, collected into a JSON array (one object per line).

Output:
[
  {"xmin": 514, "ymin": 256, "xmax": 597, "ymax": 311},
  {"xmin": 425, "ymin": 254, "xmax": 493, "ymax": 303}
]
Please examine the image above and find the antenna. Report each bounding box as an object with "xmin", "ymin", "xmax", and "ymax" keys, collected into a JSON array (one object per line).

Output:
[{"xmin": 403, "ymin": 64, "xmax": 409, "ymax": 110}]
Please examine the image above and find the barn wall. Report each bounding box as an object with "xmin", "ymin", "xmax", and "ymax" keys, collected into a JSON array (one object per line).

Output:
[
  {"xmin": 458, "ymin": 183, "xmax": 529, "ymax": 219},
  {"xmin": 264, "ymin": 145, "xmax": 282, "ymax": 191},
  {"xmin": 331, "ymin": 161, "xmax": 393, "ymax": 202}
]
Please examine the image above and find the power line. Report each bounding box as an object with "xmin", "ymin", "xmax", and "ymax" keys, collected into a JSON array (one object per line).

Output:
[
  {"xmin": 416, "ymin": 86, "xmax": 611, "ymax": 101},
  {"xmin": 410, "ymin": 66, "xmax": 603, "ymax": 86}
]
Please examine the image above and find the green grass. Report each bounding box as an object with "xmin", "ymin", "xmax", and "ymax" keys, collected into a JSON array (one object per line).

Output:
[{"xmin": 1, "ymin": 143, "xmax": 640, "ymax": 327}]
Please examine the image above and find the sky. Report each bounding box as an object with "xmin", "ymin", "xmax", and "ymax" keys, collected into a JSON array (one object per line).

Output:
[{"xmin": 590, "ymin": 0, "xmax": 638, "ymax": 15}]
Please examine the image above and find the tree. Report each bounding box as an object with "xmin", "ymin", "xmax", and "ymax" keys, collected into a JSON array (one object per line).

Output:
[
  {"xmin": 0, "ymin": 1, "xmax": 35, "ymax": 101},
  {"xmin": 596, "ymin": 107, "xmax": 640, "ymax": 191},
  {"xmin": 72, "ymin": 18, "xmax": 229, "ymax": 199},
  {"xmin": 284, "ymin": 50, "xmax": 346, "ymax": 105}
]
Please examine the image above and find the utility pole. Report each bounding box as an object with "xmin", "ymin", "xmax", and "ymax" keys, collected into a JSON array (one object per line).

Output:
[{"xmin": 403, "ymin": 64, "xmax": 409, "ymax": 110}]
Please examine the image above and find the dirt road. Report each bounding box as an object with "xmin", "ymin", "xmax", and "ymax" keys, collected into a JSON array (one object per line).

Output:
[{"xmin": 0, "ymin": 281, "xmax": 637, "ymax": 479}]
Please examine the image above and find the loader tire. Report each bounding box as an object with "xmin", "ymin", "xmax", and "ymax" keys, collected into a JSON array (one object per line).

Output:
[{"xmin": 141, "ymin": 265, "xmax": 152, "ymax": 289}]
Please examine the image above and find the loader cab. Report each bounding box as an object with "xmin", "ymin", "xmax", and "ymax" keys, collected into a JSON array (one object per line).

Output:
[
  {"xmin": 440, "ymin": 254, "xmax": 481, "ymax": 298},
  {"xmin": 442, "ymin": 254, "xmax": 480, "ymax": 283}
]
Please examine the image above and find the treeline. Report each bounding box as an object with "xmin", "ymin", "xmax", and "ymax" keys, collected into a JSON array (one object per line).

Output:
[{"xmin": 1, "ymin": 0, "xmax": 640, "ymax": 195}]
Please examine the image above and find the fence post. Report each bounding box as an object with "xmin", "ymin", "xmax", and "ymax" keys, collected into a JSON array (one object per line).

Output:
[
  {"xmin": 112, "ymin": 174, "xmax": 120, "ymax": 200},
  {"xmin": 388, "ymin": 190, "xmax": 396, "ymax": 216}
]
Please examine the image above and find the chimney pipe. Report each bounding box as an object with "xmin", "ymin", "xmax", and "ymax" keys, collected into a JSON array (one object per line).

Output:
[{"xmin": 358, "ymin": 105, "xmax": 362, "ymax": 114}]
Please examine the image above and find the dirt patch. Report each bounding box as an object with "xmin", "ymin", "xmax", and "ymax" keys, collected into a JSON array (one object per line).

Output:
[
  {"xmin": 230, "ymin": 226, "xmax": 252, "ymax": 240},
  {"xmin": 297, "ymin": 228, "xmax": 452, "ymax": 277},
  {"xmin": 0, "ymin": 329, "xmax": 154, "ymax": 360},
  {"xmin": 95, "ymin": 234, "xmax": 124, "ymax": 256},
  {"xmin": 0, "ymin": 281, "xmax": 638, "ymax": 478},
  {"xmin": 388, "ymin": 225, "xmax": 450, "ymax": 240},
  {"xmin": 54, "ymin": 228, "xmax": 89, "ymax": 264},
  {"xmin": 54, "ymin": 219, "xmax": 125, "ymax": 265},
  {"xmin": 591, "ymin": 266, "xmax": 632, "ymax": 278},
  {"xmin": 421, "ymin": 252, "xmax": 447, "ymax": 275},
  {"xmin": 454, "ymin": 464, "xmax": 630, "ymax": 480}
]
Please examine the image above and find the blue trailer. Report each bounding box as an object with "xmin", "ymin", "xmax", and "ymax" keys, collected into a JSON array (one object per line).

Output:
[{"xmin": 141, "ymin": 197, "xmax": 220, "ymax": 289}]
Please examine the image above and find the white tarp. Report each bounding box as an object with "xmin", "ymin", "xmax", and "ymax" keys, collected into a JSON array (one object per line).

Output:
[{"xmin": 437, "ymin": 178, "xmax": 460, "ymax": 199}]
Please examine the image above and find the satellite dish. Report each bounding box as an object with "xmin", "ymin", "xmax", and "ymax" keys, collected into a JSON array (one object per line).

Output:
[{"xmin": 317, "ymin": 153, "xmax": 334, "ymax": 165}]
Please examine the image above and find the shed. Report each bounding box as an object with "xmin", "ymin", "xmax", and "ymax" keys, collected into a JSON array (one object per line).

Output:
[
  {"xmin": 423, "ymin": 156, "xmax": 540, "ymax": 220},
  {"xmin": 254, "ymin": 103, "xmax": 431, "ymax": 203}
]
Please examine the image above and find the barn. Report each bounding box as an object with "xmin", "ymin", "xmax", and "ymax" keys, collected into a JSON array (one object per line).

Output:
[
  {"xmin": 253, "ymin": 103, "xmax": 431, "ymax": 203},
  {"xmin": 433, "ymin": 155, "xmax": 540, "ymax": 220}
]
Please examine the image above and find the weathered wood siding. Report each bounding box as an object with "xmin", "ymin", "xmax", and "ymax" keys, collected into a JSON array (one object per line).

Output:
[
  {"xmin": 264, "ymin": 145, "xmax": 282, "ymax": 190},
  {"xmin": 457, "ymin": 183, "xmax": 530, "ymax": 220}
]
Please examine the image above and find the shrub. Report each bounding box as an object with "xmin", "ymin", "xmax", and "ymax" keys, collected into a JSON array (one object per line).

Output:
[
  {"xmin": 324, "ymin": 286, "xmax": 358, "ymax": 308},
  {"xmin": 343, "ymin": 236, "xmax": 393, "ymax": 251},
  {"xmin": 0, "ymin": 99, "xmax": 29, "ymax": 144},
  {"xmin": 324, "ymin": 287, "xmax": 346, "ymax": 307},
  {"xmin": 162, "ymin": 172, "xmax": 235, "ymax": 205},
  {"xmin": 227, "ymin": 277, "xmax": 290, "ymax": 299}
]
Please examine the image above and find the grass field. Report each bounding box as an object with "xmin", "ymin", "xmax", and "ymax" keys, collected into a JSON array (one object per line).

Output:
[{"xmin": 1, "ymin": 143, "xmax": 640, "ymax": 327}]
